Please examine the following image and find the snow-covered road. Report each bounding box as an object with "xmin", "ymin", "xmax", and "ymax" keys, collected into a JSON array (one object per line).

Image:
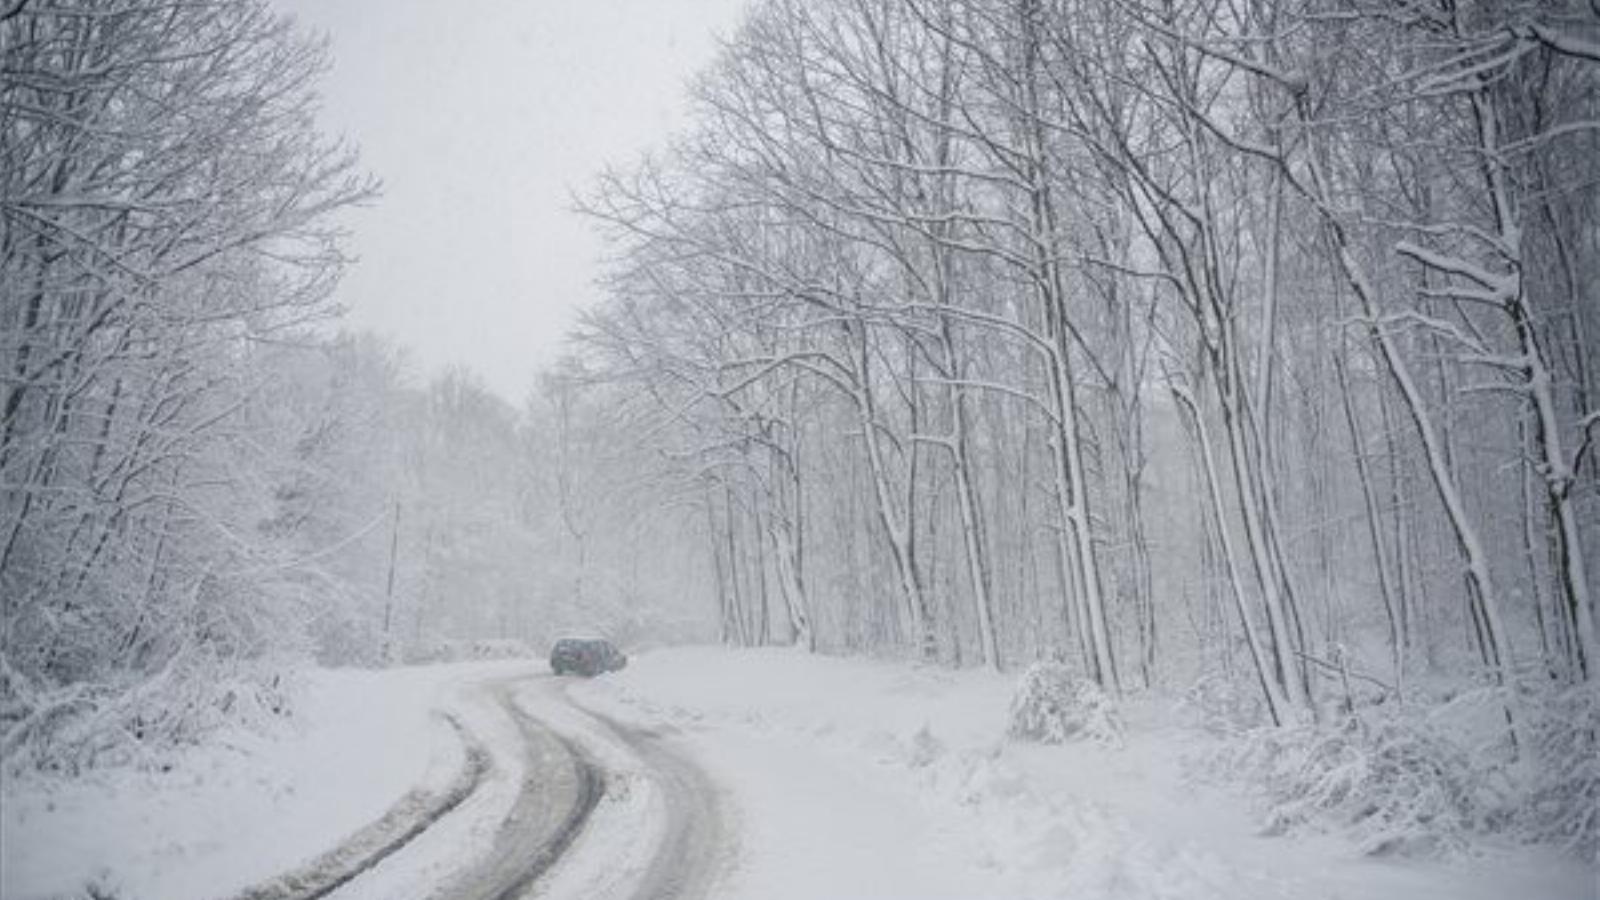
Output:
[
  {"xmin": 0, "ymin": 664, "xmax": 733, "ymax": 900},
  {"xmin": 421, "ymin": 677, "xmax": 603, "ymax": 900},
  {"xmin": 5, "ymin": 652, "xmax": 1594, "ymax": 900},
  {"xmin": 306, "ymin": 672, "xmax": 731, "ymax": 900}
]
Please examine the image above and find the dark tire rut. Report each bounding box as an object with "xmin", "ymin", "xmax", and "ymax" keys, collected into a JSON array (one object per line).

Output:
[
  {"xmin": 432, "ymin": 680, "xmax": 606, "ymax": 900},
  {"xmin": 570, "ymin": 700, "xmax": 728, "ymax": 900},
  {"xmin": 228, "ymin": 715, "xmax": 489, "ymax": 900}
]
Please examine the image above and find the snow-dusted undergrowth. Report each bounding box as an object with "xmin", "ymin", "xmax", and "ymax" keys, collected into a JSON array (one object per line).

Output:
[
  {"xmin": 1518, "ymin": 684, "xmax": 1600, "ymax": 860},
  {"xmin": 1204, "ymin": 679, "xmax": 1600, "ymax": 862},
  {"xmin": 1006, "ymin": 662, "xmax": 1124, "ymax": 747},
  {"xmin": 0, "ymin": 662, "xmax": 516, "ymax": 900},
  {"xmin": 576, "ymin": 647, "xmax": 1596, "ymax": 899},
  {"xmin": 1, "ymin": 652, "xmax": 298, "ymax": 780},
  {"xmin": 401, "ymin": 638, "xmax": 538, "ymax": 665},
  {"xmin": 1220, "ymin": 715, "xmax": 1486, "ymax": 857}
]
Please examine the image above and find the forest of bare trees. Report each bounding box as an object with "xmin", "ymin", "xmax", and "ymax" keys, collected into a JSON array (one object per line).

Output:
[
  {"xmin": 0, "ymin": 0, "xmax": 376, "ymax": 767},
  {"xmin": 0, "ymin": 0, "xmax": 702, "ymax": 773},
  {"xmin": 580, "ymin": 0, "xmax": 1598, "ymax": 699},
  {"xmin": 572, "ymin": 0, "xmax": 1599, "ymax": 842}
]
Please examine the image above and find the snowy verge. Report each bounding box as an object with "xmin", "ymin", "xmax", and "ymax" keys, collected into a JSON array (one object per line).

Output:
[
  {"xmin": 569, "ymin": 646, "xmax": 1596, "ymax": 900},
  {"xmin": 228, "ymin": 713, "xmax": 488, "ymax": 900},
  {"xmin": 0, "ymin": 660, "xmax": 528, "ymax": 900}
]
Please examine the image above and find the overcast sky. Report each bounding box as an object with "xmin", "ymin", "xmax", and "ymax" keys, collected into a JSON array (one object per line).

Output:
[{"xmin": 272, "ymin": 0, "xmax": 751, "ymax": 402}]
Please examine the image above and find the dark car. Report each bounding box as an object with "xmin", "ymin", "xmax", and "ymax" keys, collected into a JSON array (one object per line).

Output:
[{"xmin": 549, "ymin": 637, "xmax": 627, "ymax": 677}]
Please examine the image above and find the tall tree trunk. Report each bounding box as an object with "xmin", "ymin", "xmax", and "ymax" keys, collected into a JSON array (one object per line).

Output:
[
  {"xmin": 1174, "ymin": 383, "xmax": 1287, "ymax": 724},
  {"xmin": 1335, "ymin": 338, "xmax": 1404, "ymax": 695}
]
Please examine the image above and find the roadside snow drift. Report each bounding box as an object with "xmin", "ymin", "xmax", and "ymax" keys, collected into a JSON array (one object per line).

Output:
[
  {"xmin": 570, "ymin": 646, "xmax": 1596, "ymax": 900},
  {"xmin": 0, "ymin": 661, "xmax": 524, "ymax": 900}
]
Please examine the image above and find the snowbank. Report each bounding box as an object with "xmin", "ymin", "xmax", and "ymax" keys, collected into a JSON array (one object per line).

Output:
[
  {"xmin": 571, "ymin": 646, "xmax": 1596, "ymax": 900},
  {"xmin": 0, "ymin": 660, "xmax": 524, "ymax": 900}
]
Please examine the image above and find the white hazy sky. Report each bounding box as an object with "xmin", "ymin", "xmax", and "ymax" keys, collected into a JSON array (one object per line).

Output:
[{"xmin": 272, "ymin": 0, "xmax": 751, "ymax": 402}]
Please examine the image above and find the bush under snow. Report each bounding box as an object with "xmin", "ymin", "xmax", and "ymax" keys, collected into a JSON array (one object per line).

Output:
[
  {"xmin": 1227, "ymin": 715, "xmax": 1486, "ymax": 857},
  {"xmin": 1, "ymin": 650, "xmax": 295, "ymax": 778},
  {"xmin": 1519, "ymin": 684, "xmax": 1600, "ymax": 860},
  {"xmin": 1179, "ymin": 671, "xmax": 1270, "ymax": 734},
  {"xmin": 402, "ymin": 638, "xmax": 537, "ymax": 665},
  {"xmin": 1212, "ymin": 682, "xmax": 1600, "ymax": 861},
  {"xmin": 1006, "ymin": 662, "xmax": 1123, "ymax": 747}
]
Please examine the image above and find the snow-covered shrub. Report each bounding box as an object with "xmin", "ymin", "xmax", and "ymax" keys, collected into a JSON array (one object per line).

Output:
[
  {"xmin": 1200, "ymin": 681, "xmax": 1600, "ymax": 861},
  {"xmin": 1180, "ymin": 672, "xmax": 1268, "ymax": 734},
  {"xmin": 908, "ymin": 723, "xmax": 944, "ymax": 768},
  {"xmin": 1007, "ymin": 662, "xmax": 1123, "ymax": 747},
  {"xmin": 1, "ymin": 648, "xmax": 296, "ymax": 777},
  {"xmin": 1225, "ymin": 715, "xmax": 1485, "ymax": 857},
  {"xmin": 71, "ymin": 877, "xmax": 124, "ymax": 900},
  {"xmin": 402, "ymin": 638, "xmax": 536, "ymax": 664},
  {"xmin": 1519, "ymin": 685, "xmax": 1600, "ymax": 860}
]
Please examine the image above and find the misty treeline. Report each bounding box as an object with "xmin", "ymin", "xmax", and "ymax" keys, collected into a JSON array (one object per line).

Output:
[
  {"xmin": 573, "ymin": 0, "xmax": 1600, "ymax": 844},
  {"xmin": 0, "ymin": 0, "xmax": 700, "ymax": 772}
]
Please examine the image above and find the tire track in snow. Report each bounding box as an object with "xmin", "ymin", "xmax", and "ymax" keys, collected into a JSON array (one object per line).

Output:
[
  {"xmin": 559, "ymin": 694, "xmax": 728, "ymax": 900},
  {"xmin": 437, "ymin": 679, "xmax": 606, "ymax": 900},
  {"xmin": 231, "ymin": 673, "xmax": 723, "ymax": 900},
  {"xmin": 486, "ymin": 677, "xmax": 732, "ymax": 900},
  {"xmin": 228, "ymin": 713, "xmax": 490, "ymax": 900}
]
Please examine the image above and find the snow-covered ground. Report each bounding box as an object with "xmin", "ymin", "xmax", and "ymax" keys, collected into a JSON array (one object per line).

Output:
[
  {"xmin": 4, "ymin": 649, "xmax": 1594, "ymax": 900},
  {"xmin": 0, "ymin": 660, "xmax": 525, "ymax": 900},
  {"xmin": 570, "ymin": 646, "xmax": 1597, "ymax": 900}
]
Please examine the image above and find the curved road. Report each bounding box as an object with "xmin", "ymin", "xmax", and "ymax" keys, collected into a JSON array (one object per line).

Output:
[
  {"xmin": 438, "ymin": 675, "xmax": 729, "ymax": 900},
  {"xmin": 432, "ymin": 679, "xmax": 608, "ymax": 900},
  {"xmin": 572, "ymin": 703, "xmax": 728, "ymax": 900},
  {"xmin": 231, "ymin": 671, "xmax": 728, "ymax": 900}
]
